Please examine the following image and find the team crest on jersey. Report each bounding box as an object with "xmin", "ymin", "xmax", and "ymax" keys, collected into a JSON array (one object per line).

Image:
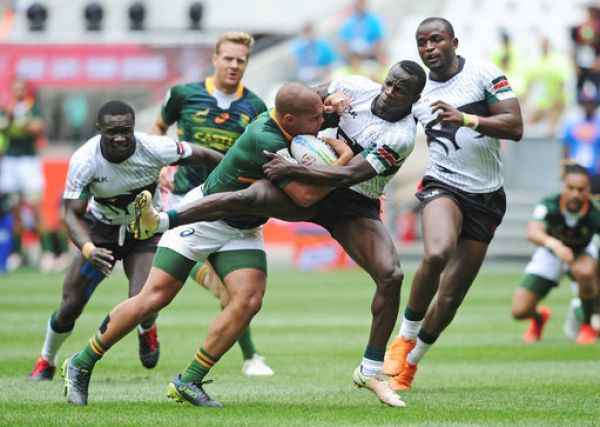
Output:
[
  {"xmin": 180, "ymin": 227, "xmax": 195, "ymax": 237},
  {"xmin": 192, "ymin": 108, "xmax": 210, "ymax": 123},
  {"xmin": 238, "ymin": 113, "xmax": 250, "ymax": 128}
]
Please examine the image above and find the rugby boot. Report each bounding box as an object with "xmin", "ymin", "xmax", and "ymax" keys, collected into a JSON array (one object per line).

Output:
[
  {"xmin": 138, "ymin": 324, "xmax": 160, "ymax": 369},
  {"xmin": 523, "ymin": 306, "xmax": 551, "ymax": 343},
  {"xmin": 352, "ymin": 366, "xmax": 405, "ymax": 407},
  {"xmin": 131, "ymin": 190, "xmax": 159, "ymax": 240},
  {"xmin": 576, "ymin": 323, "xmax": 597, "ymax": 345},
  {"xmin": 241, "ymin": 354, "xmax": 274, "ymax": 376},
  {"xmin": 383, "ymin": 336, "xmax": 416, "ymax": 376},
  {"xmin": 28, "ymin": 355, "xmax": 55, "ymax": 381},
  {"xmin": 61, "ymin": 354, "xmax": 91, "ymax": 406},
  {"xmin": 389, "ymin": 360, "xmax": 418, "ymax": 391},
  {"xmin": 166, "ymin": 374, "xmax": 223, "ymax": 407}
]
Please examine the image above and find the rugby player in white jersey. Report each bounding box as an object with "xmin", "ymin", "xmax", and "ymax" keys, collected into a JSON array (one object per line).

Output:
[
  {"xmin": 383, "ymin": 17, "xmax": 524, "ymax": 391},
  {"xmin": 27, "ymin": 100, "xmax": 222, "ymax": 381}
]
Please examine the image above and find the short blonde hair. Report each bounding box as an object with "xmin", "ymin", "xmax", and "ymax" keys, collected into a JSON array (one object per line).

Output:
[{"xmin": 215, "ymin": 31, "xmax": 255, "ymax": 55}]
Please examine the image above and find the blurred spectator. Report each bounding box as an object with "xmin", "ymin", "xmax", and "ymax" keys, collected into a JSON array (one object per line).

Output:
[
  {"xmin": 561, "ymin": 96, "xmax": 600, "ymax": 194},
  {"xmin": 332, "ymin": 52, "xmax": 387, "ymax": 83},
  {"xmin": 491, "ymin": 30, "xmax": 527, "ymax": 97},
  {"xmin": 338, "ymin": 0, "xmax": 386, "ymax": 67},
  {"xmin": 290, "ymin": 23, "xmax": 337, "ymax": 85},
  {"xmin": 0, "ymin": 78, "xmax": 47, "ymax": 270},
  {"xmin": 523, "ymin": 37, "xmax": 570, "ymax": 135},
  {"xmin": 571, "ymin": 1, "xmax": 600, "ymax": 104}
]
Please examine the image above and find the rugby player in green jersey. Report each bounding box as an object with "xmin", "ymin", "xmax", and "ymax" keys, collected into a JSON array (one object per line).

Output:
[
  {"xmin": 150, "ymin": 31, "xmax": 273, "ymax": 376},
  {"xmin": 62, "ymin": 82, "xmax": 353, "ymax": 407},
  {"xmin": 511, "ymin": 163, "xmax": 600, "ymax": 344},
  {"xmin": 126, "ymin": 61, "xmax": 425, "ymax": 408}
]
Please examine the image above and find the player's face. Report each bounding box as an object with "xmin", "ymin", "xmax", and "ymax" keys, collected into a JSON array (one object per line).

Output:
[
  {"xmin": 416, "ymin": 22, "xmax": 457, "ymax": 74},
  {"xmin": 563, "ymin": 173, "xmax": 591, "ymax": 213},
  {"xmin": 98, "ymin": 113, "xmax": 135, "ymax": 163},
  {"xmin": 288, "ymin": 100, "xmax": 325, "ymax": 136},
  {"xmin": 377, "ymin": 67, "xmax": 419, "ymax": 111},
  {"xmin": 213, "ymin": 42, "xmax": 249, "ymax": 92}
]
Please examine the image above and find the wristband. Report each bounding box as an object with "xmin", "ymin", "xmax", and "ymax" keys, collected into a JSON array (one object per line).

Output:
[
  {"xmin": 82, "ymin": 242, "xmax": 96, "ymax": 259},
  {"xmin": 462, "ymin": 112, "xmax": 479, "ymax": 130}
]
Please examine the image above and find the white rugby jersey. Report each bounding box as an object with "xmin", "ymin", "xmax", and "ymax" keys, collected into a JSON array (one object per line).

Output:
[
  {"xmin": 412, "ymin": 57, "xmax": 517, "ymax": 193},
  {"xmin": 64, "ymin": 132, "xmax": 192, "ymax": 225},
  {"xmin": 328, "ymin": 75, "xmax": 416, "ymax": 199}
]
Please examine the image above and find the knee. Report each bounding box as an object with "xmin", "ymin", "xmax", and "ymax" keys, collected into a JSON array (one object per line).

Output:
[
  {"xmin": 511, "ymin": 305, "xmax": 530, "ymax": 320},
  {"xmin": 141, "ymin": 288, "xmax": 175, "ymax": 314},
  {"xmin": 231, "ymin": 291, "xmax": 264, "ymax": 319},
  {"xmin": 377, "ymin": 265, "xmax": 404, "ymax": 296},
  {"xmin": 423, "ymin": 247, "xmax": 452, "ymax": 273}
]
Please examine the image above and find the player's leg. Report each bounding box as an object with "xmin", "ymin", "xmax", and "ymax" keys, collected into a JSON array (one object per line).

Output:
[
  {"xmin": 331, "ymin": 216, "xmax": 405, "ymax": 407},
  {"xmin": 28, "ymin": 251, "xmax": 106, "ymax": 381},
  {"xmin": 511, "ymin": 247, "xmax": 561, "ymax": 342},
  {"xmin": 63, "ymin": 248, "xmax": 193, "ymax": 405},
  {"xmin": 137, "ymin": 179, "xmax": 316, "ymax": 237},
  {"xmin": 208, "ymin": 252, "xmax": 274, "ymax": 376},
  {"xmin": 385, "ymin": 196, "xmax": 462, "ymax": 378},
  {"xmin": 168, "ymin": 262, "xmax": 267, "ymax": 407},
  {"xmin": 123, "ymin": 249, "xmax": 161, "ymax": 368},
  {"xmin": 570, "ymin": 252, "xmax": 599, "ymax": 344}
]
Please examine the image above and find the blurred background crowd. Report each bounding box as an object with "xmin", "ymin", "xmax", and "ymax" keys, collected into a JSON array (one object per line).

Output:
[{"xmin": 0, "ymin": 0, "xmax": 598, "ymax": 272}]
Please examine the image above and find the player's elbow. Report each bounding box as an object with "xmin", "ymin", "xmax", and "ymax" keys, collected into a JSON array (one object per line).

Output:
[{"xmin": 511, "ymin": 124, "xmax": 524, "ymax": 141}]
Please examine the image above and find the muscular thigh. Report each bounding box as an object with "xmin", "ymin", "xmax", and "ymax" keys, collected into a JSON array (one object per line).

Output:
[
  {"xmin": 123, "ymin": 251, "xmax": 156, "ymax": 297},
  {"xmin": 332, "ymin": 216, "xmax": 400, "ymax": 278}
]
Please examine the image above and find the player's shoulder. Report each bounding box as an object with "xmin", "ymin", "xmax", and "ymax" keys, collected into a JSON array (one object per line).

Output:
[
  {"xmin": 170, "ymin": 81, "xmax": 204, "ymax": 98},
  {"xmin": 330, "ymin": 75, "xmax": 378, "ymax": 94},
  {"xmin": 240, "ymin": 86, "xmax": 267, "ymax": 110},
  {"xmin": 539, "ymin": 193, "xmax": 561, "ymax": 211},
  {"xmin": 463, "ymin": 57, "xmax": 505, "ymax": 80},
  {"xmin": 71, "ymin": 134, "xmax": 101, "ymax": 161}
]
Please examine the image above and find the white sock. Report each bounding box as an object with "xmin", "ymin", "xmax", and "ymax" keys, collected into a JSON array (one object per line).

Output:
[
  {"xmin": 406, "ymin": 337, "xmax": 432, "ymax": 366},
  {"xmin": 360, "ymin": 357, "xmax": 383, "ymax": 376},
  {"xmin": 157, "ymin": 212, "xmax": 169, "ymax": 232},
  {"xmin": 40, "ymin": 317, "xmax": 72, "ymax": 366},
  {"xmin": 399, "ymin": 317, "xmax": 422, "ymax": 340}
]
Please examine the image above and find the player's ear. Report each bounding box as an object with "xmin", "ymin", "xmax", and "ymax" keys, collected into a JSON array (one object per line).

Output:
[{"xmin": 452, "ymin": 37, "xmax": 458, "ymax": 50}]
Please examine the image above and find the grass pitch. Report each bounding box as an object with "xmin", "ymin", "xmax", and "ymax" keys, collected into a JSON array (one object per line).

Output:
[{"xmin": 1, "ymin": 264, "xmax": 599, "ymax": 426}]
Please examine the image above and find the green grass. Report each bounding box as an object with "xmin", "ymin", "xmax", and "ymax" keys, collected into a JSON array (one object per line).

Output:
[{"xmin": 1, "ymin": 265, "xmax": 599, "ymax": 426}]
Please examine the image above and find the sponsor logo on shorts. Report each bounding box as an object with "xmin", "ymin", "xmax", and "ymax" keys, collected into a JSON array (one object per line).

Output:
[
  {"xmin": 179, "ymin": 228, "xmax": 195, "ymax": 237},
  {"xmin": 423, "ymin": 189, "xmax": 440, "ymax": 199}
]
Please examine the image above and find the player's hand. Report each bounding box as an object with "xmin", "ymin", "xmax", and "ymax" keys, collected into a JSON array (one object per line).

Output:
[
  {"xmin": 321, "ymin": 137, "xmax": 352, "ymax": 158},
  {"xmin": 430, "ymin": 100, "xmax": 462, "ymax": 127},
  {"xmin": 159, "ymin": 167, "xmax": 175, "ymax": 193},
  {"xmin": 87, "ymin": 247, "xmax": 114, "ymax": 276},
  {"xmin": 553, "ymin": 243, "xmax": 574, "ymax": 265},
  {"xmin": 263, "ymin": 150, "xmax": 295, "ymax": 181},
  {"xmin": 324, "ymin": 91, "xmax": 351, "ymax": 115}
]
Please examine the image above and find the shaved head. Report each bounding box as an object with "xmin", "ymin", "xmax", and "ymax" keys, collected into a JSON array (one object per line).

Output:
[{"xmin": 275, "ymin": 82, "xmax": 322, "ymax": 116}]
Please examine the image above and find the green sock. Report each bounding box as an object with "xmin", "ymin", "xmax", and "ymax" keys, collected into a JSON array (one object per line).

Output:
[
  {"xmin": 40, "ymin": 232, "xmax": 53, "ymax": 253},
  {"xmin": 73, "ymin": 333, "xmax": 108, "ymax": 371},
  {"xmin": 180, "ymin": 347, "xmax": 219, "ymax": 383},
  {"xmin": 238, "ymin": 327, "xmax": 257, "ymax": 360},
  {"xmin": 581, "ymin": 298, "xmax": 594, "ymax": 324}
]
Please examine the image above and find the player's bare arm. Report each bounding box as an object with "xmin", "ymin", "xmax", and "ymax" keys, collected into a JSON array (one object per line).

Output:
[
  {"xmin": 149, "ymin": 113, "xmax": 170, "ymax": 136},
  {"xmin": 431, "ymin": 98, "xmax": 523, "ymax": 141},
  {"xmin": 178, "ymin": 144, "xmax": 224, "ymax": 169},
  {"xmin": 526, "ymin": 220, "xmax": 574, "ymax": 265},
  {"xmin": 64, "ymin": 199, "xmax": 114, "ymax": 276},
  {"xmin": 263, "ymin": 151, "xmax": 375, "ymax": 188}
]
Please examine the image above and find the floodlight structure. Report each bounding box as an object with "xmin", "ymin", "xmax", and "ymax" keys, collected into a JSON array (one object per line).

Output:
[
  {"xmin": 26, "ymin": 2, "xmax": 48, "ymax": 32},
  {"xmin": 189, "ymin": 2, "xmax": 204, "ymax": 30},
  {"xmin": 84, "ymin": 2, "xmax": 103, "ymax": 32},
  {"xmin": 129, "ymin": 2, "xmax": 146, "ymax": 31}
]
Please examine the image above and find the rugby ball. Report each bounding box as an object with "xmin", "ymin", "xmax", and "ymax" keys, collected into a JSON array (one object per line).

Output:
[{"xmin": 290, "ymin": 134, "xmax": 338, "ymax": 166}]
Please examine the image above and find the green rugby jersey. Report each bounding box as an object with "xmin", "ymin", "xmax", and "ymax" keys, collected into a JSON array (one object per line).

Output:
[
  {"xmin": 203, "ymin": 110, "xmax": 294, "ymax": 229},
  {"xmin": 5, "ymin": 99, "xmax": 41, "ymax": 157},
  {"xmin": 532, "ymin": 193, "xmax": 600, "ymax": 252},
  {"xmin": 161, "ymin": 77, "xmax": 267, "ymax": 194}
]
